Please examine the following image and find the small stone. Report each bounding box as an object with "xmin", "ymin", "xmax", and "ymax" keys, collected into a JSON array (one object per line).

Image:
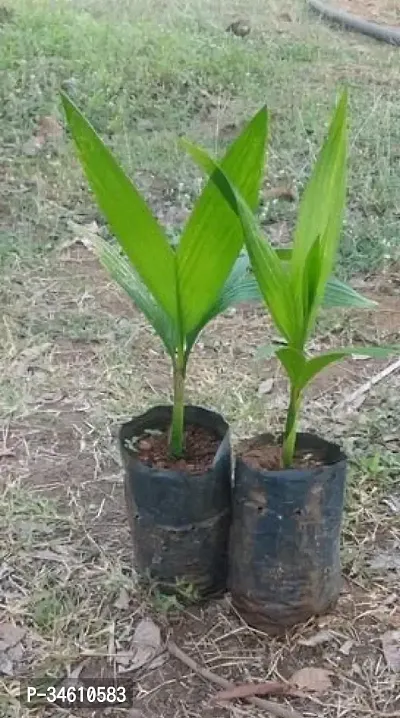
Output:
[
  {"xmin": 226, "ymin": 20, "xmax": 251, "ymax": 37},
  {"xmin": 139, "ymin": 440, "xmax": 151, "ymax": 451}
]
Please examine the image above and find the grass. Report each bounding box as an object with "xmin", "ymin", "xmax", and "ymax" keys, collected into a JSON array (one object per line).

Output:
[
  {"xmin": 0, "ymin": 1, "xmax": 400, "ymax": 716},
  {"xmin": 1, "ymin": 0, "xmax": 400, "ymax": 274}
]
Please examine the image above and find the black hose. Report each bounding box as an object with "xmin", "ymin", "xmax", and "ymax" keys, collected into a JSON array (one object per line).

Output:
[{"xmin": 308, "ymin": 0, "xmax": 400, "ymax": 46}]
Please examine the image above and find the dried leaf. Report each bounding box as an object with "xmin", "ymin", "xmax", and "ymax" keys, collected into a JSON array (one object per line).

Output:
[
  {"xmin": 0, "ymin": 653, "xmax": 14, "ymax": 676},
  {"xmin": 133, "ymin": 618, "xmax": 161, "ymax": 649},
  {"xmin": 0, "ymin": 622, "xmax": 26, "ymax": 651},
  {"xmin": 118, "ymin": 619, "xmax": 161, "ymax": 673},
  {"xmin": 258, "ymin": 378, "xmax": 274, "ymax": 396},
  {"xmin": 114, "ymin": 587, "xmax": 130, "ymax": 610},
  {"xmin": 264, "ymin": 186, "xmax": 296, "ymax": 202},
  {"xmin": 290, "ymin": 667, "xmax": 333, "ymax": 693},
  {"xmin": 213, "ymin": 681, "xmax": 302, "ymax": 702},
  {"xmin": 37, "ymin": 116, "xmax": 63, "ymax": 140},
  {"xmin": 381, "ymin": 630, "xmax": 400, "ymax": 672},
  {"xmin": 298, "ymin": 630, "xmax": 335, "ymax": 647},
  {"xmin": 339, "ymin": 639, "xmax": 354, "ymax": 656}
]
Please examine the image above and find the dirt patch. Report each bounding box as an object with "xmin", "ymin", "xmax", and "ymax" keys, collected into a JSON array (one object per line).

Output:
[
  {"xmin": 238, "ymin": 435, "xmax": 328, "ymax": 470},
  {"xmin": 332, "ymin": 0, "xmax": 400, "ymax": 25},
  {"xmin": 132, "ymin": 425, "xmax": 221, "ymax": 474}
]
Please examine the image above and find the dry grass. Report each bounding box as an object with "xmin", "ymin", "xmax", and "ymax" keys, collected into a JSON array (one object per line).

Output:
[
  {"xmin": 1, "ymin": 247, "xmax": 399, "ymax": 718},
  {"xmin": 1, "ymin": 0, "xmax": 400, "ymax": 716}
]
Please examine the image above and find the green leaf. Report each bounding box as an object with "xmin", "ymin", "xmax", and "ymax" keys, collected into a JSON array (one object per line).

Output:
[
  {"xmin": 291, "ymin": 90, "xmax": 348, "ymax": 335},
  {"xmin": 323, "ymin": 277, "xmax": 376, "ymax": 308},
  {"xmin": 231, "ymin": 271, "xmax": 376, "ymax": 310},
  {"xmin": 276, "ymin": 346, "xmax": 306, "ymax": 386},
  {"xmin": 183, "ymin": 143, "xmax": 299, "ymax": 343},
  {"xmin": 88, "ymin": 234, "xmax": 178, "ymax": 356},
  {"xmin": 60, "ymin": 91, "xmax": 178, "ymax": 323},
  {"xmin": 298, "ymin": 344, "xmax": 400, "ymax": 390},
  {"xmin": 178, "ymin": 107, "xmax": 268, "ymax": 335}
]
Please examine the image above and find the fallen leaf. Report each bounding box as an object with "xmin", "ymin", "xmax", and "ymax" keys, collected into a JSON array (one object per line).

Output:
[
  {"xmin": 381, "ymin": 630, "xmax": 400, "ymax": 671},
  {"xmin": 339, "ymin": 639, "xmax": 354, "ymax": 656},
  {"xmin": 114, "ymin": 587, "xmax": 130, "ymax": 610},
  {"xmin": 258, "ymin": 378, "xmax": 274, "ymax": 396},
  {"xmin": 37, "ymin": 115, "xmax": 63, "ymax": 140},
  {"xmin": 133, "ymin": 618, "xmax": 161, "ymax": 649},
  {"xmin": 290, "ymin": 667, "xmax": 333, "ymax": 693},
  {"xmin": 264, "ymin": 186, "xmax": 296, "ymax": 202},
  {"xmin": 213, "ymin": 681, "xmax": 302, "ymax": 702},
  {"xmin": 0, "ymin": 622, "xmax": 26, "ymax": 651},
  {"xmin": 0, "ymin": 653, "xmax": 14, "ymax": 676},
  {"xmin": 298, "ymin": 630, "xmax": 335, "ymax": 647},
  {"xmin": 118, "ymin": 619, "xmax": 162, "ymax": 673}
]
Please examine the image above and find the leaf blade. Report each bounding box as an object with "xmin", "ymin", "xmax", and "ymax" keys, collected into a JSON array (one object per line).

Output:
[
  {"xmin": 299, "ymin": 345, "xmax": 400, "ymax": 390},
  {"xmin": 183, "ymin": 142, "xmax": 299, "ymax": 343},
  {"xmin": 88, "ymin": 234, "xmax": 178, "ymax": 356},
  {"xmin": 291, "ymin": 90, "xmax": 348, "ymax": 335},
  {"xmin": 60, "ymin": 91, "xmax": 178, "ymax": 323},
  {"xmin": 178, "ymin": 107, "xmax": 268, "ymax": 334}
]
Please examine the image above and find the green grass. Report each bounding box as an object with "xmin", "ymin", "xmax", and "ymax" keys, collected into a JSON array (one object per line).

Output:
[{"xmin": 1, "ymin": 0, "xmax": 400, "ymax": 276}]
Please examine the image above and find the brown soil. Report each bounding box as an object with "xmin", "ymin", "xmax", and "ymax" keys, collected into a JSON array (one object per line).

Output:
[
  {"xmin": 332, "ymin": 0, "xmax": 400, "ymax": 26},
  {"xmin": 135, "ymin": 425, "xmax": 221, "ymax": 474},
  {"xmin": 238, "ymin": 436, "xmax": 327, "ymax": 471}
]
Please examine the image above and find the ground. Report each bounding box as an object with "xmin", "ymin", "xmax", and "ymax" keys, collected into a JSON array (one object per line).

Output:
[
  {"xmin": 0, "ymin": 0, "xmax": 399, "ymax": 717},
  {"xmin": 331, "ymin": 0, "xmax": 400, "ymax": 25}
]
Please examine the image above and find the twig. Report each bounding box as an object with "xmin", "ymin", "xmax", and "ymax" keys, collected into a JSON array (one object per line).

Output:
[
  {"xmin": 167, "ymin": 640, "xmax": 304, "ymax": 718},
  {"xmin": 335, "ymin": 357, "xmax": 400, "ymax": 413},
  {"xmin": 213, "ymin": 682, "xmax": 303, "ymax": 702}
]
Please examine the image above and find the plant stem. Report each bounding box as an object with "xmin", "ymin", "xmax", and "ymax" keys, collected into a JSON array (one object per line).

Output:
[
  {"xmin": 282, "ymin": 384, "xmax": 301, "ymax": 468},
  {"xmin": 169, "ymin": 357, "xmax": 186, "ymax": 458}
]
